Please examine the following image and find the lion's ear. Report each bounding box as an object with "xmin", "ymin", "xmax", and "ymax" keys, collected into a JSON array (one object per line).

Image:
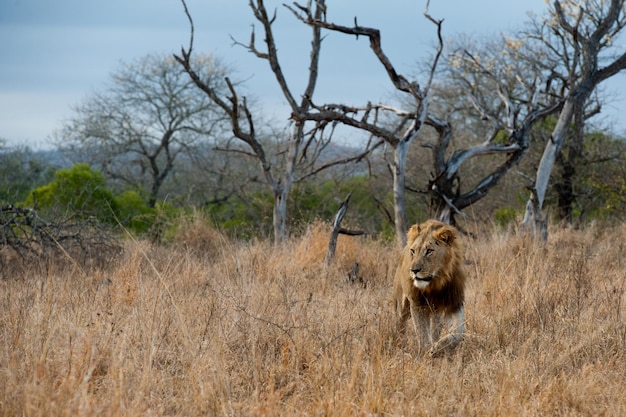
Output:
[
  {"xmin": 434, "ymin": 225, "xmax": 456, "ymax": 244},
  {"xmin": 407, "ymin": 224, "xmax": 420, "ymax": 244}
]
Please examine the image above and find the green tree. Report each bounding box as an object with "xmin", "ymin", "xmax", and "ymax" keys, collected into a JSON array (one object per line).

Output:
[
  {"xmin": 26, "ymin": 163, "xmax": 118, "ymax": 223},
  {"xmin": 25, "ymin": 163, "xmax": 163, "ymax": 234}
]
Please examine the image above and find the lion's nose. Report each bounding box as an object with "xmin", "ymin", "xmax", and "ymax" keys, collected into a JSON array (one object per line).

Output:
[{"xmin": 411, "ymin": 267, "xmax": 421, "ymax": 274}]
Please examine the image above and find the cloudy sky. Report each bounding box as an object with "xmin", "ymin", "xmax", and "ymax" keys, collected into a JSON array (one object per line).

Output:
[{"xmin": 1, "ymin": 0, "xmax": 624, "ymax": 148}]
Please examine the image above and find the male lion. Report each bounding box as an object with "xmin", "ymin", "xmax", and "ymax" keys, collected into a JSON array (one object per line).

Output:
[{"xmin": 393, "ymin": 219, "xmax": 465, "ymax": 356}]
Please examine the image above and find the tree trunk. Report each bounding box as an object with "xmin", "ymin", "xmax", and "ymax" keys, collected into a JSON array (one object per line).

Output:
[
  {"xmin": 555, "ymin": 105, "xmax": 584, "ymax": 224},
  {"xmin": 148, "ymin": 183, "xmax": 159, "ymax": 209},
  {"xmin": 273, "ymin": 186, "xmax": 290, "ymax": 244},
  {"xmin": 273, "ymin": 122, "xmax": 304, "ymax": 244},
  {"xmin": 148, "ymin": 162, "xmax": 162, "ymax": 209},
  {"xmin": 326, "ymin": 192, "xmax": 351, "ymax": 264},
  {"xmin": 429, "ymin": 170, "xmax": 459, "ymax": 226},
  {"xmin": 520, "ymin": 98, "xmax": 577, "ymax": 235},
  {"xmin": 520, "ymin": 187, "xmax": 548, "ymax": 241},
  {"xmin": 393, "ymin": 140, "xmax": 409, "ymax": 247},
  {"xmin": 555, "ymin": 163, "xmax": 576, "ymax": 223},
  {"xmin": 326, "ymin": 197, "xmax": 348, "ymax": 264},
  {"xmin": 430, "ymin": 184, "xmax": 456, "ymax": 225}
]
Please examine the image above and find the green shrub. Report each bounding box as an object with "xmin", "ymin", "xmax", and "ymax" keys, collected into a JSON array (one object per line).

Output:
[
  {"xmin": 494, "ymin": 206, "xmax": 517, "ymax": 229},
  {"xmin": 25, "ymin": 163, "xmax": 118, "ymax": 223},
  {"xmin": 115, "ymin": 190, "xmax": 154, "ymax": 233},
  {"xmin": 22, "ymin": 164, "xmax": 173, "ymax": 236}
]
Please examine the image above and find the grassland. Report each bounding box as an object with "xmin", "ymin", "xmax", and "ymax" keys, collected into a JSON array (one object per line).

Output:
[{"xmin": 1, "ymin": 218, "xmax": 625, "ymax": 416}]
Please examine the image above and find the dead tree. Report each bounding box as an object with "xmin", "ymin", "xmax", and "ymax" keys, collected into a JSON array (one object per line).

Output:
[
  {"xmin": 325, "ymin": 192, "xmax": 367, "ymax": 265},
  {"xmin": 289, "ymin": 1, "xmax": 444, "ymax": 247},
  {"xmin": 290, "ymin": 1, "xmax": 561, "ymax": 234},
  {"xmin": 520, "ymin": 0, "xmax": 626, "ymax": 237},
  {"xmin": 426, "ymin": 37, "xmax": 566, "ymax": 225},
  {"xmin": 175, "ymin": 0, "xmax": 378, "ymax": 243}
]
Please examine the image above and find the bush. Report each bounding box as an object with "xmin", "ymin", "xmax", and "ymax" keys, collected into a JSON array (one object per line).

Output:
[
  {"xmin": 23, "ymin": 163, "xmax": 167, "ymax": 235},
  {"xmin": 25, "ymin": 163, "xmax": 118, "ymax": 223},
  {"xmin": 115, "ymin": 190, "xmax": 154, "ymax": 233},
  {"xmin": 494, "ymin": 206, "xmax": 518, "ymax": 229}
]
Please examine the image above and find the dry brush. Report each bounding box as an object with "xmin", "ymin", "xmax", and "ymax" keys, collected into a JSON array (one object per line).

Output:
[{"xmin": 1, "ymin": 219, "xmax": 625, "ymax": 416}]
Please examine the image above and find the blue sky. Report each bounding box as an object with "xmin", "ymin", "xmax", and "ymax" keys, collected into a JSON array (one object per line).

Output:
[{"xmin": 1, "ymin": 0, "xmax": 624, "ymax": 148}]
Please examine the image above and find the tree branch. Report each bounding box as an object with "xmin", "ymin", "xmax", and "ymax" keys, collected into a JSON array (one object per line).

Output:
[
  {"xmin": 175, "ymin": 0, "xmax": 280, "ymax": 194},
  {"xmin": 296, "ymin": 139, "xmax": 384, "ymax": 182},
  {"xmin": 287, "ymin": 3, "xmax": 420, "ymax": 97}
]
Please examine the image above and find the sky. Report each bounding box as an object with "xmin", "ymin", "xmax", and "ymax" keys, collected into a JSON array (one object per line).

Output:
[{"xmin": 1, "ymin": 0, "xmax": 625, "ymax": 149}]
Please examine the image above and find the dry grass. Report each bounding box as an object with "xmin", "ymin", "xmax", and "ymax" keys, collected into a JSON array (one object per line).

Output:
[{"xmin": 1, "ymin": 219, "xmax": 625, "ymax": 416}]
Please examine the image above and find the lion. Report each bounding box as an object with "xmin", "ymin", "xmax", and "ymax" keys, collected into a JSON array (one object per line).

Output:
[{"xmin": 392, "ymin": 219, "xmax": 465, "ymax": 356}]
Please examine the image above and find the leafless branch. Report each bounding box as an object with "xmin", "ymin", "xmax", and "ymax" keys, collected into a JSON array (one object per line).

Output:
[
  {"xmin": 423, "ymin": 7, "xmax": 444, "ymax": 97},
  {"xmin": 213, "ymin": 146, "xmax": 258, "ymax": 159},
  {"xmin": 1, "ymin": 205, "xmax": 121, "ymax": 273},
  {"xmin": 287, "ymin": 2, "xmax": 421, "ymax": 97},
  {"xmin": 180, "ymin": 0, "xmax": 194, "ymax": 58},
  {"xmin": 296, "ymin": 139, "xmax": 384, "ymax": 182}
]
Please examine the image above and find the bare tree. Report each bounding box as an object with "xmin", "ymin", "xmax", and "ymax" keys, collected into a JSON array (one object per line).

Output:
[
  {"xmin": 175, "ymin": 0, "xmax": 377, "ymax": 243},
  {"xmin": 423, "ymin": 34, "xmax": 565, "ymax": 225},
  {"xmin": 290, "ymin": 1, "xmax": 564, "ymax": 237},
  {"xmin": 519, "ymin": 0, "xmax": 626, "ymax": 237},
  {"xmin": 289, "ymin": 2, "xmax": 443, "ymax": 246},
  {"xmin": 58, "ymin": 53, "xmax": 229, "ymax": 208}
]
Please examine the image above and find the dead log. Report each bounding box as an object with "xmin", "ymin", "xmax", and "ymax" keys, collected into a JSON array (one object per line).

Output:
[{"xmin": 325, "ymin": 192, "xmax": 367, "ymax": 264}]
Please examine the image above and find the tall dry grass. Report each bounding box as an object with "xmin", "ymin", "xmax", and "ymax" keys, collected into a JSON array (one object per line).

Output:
[{"xmin": 1, "ymin": 218, "xmax": 625, "ymax": 416}]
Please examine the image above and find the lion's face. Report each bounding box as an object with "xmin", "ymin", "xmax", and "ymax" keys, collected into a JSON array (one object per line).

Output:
[{"xmin": 405, "ymin": 220, "xmax": 458, "ymax": 290}]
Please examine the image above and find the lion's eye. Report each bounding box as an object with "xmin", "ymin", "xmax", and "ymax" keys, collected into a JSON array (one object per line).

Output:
[
  {"xmin": 410, "ymin": 248, "xmax": 416, "ymax": 257},
  {"xmin": 425, "ymin": 248, "xmax": 433, "ymax": 256}
]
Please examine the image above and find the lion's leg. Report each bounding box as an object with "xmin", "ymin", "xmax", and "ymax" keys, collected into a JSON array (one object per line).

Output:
[
  {"xmin": 430, "ymin": 307, "xmax": 465, "ymax": 356},
  {"xmin": 396, "ymin": 297, "xmax": 411, "ymax": 336},
  {"xmin": 430, "ymin": 312, "xmax": 442, "ymax": 344},
  {"xmin": 409, "ymin": 302, "xmax": 432, "ymax": 353}
]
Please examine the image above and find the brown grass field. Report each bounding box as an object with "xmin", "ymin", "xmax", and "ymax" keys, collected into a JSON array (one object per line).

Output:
[{"xmin": 1, "ymin": 218, "xmax": 625, "ymax": 416}]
